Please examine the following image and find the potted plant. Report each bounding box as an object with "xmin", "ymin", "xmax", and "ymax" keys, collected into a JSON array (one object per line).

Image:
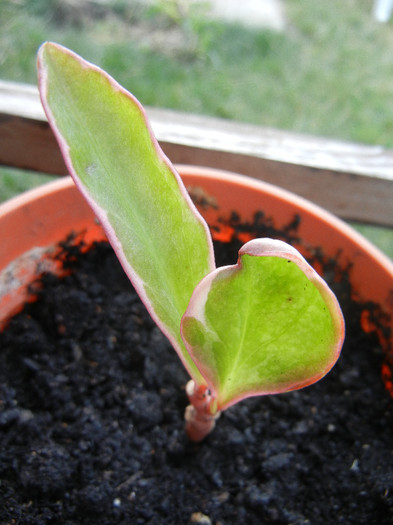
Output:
[{"xmin": 0, "ymin": 43, "xmax": 392, "ymax": 523}]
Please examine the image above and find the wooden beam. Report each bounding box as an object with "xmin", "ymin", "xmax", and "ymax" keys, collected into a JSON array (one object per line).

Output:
[{"xmin": 1, "ymin": 80, "xmax": 393, "ymax": 226}]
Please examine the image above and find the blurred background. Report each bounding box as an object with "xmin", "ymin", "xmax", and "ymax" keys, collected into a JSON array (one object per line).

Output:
[{"xmin": 1, "ymin": 0, "xmax": 392, "ymax": 256}]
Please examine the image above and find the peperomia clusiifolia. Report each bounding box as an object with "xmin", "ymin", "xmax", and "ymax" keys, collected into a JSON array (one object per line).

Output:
[{"xmin": 37, "ymin": 42, "xmax": 345, "ymax": 441}]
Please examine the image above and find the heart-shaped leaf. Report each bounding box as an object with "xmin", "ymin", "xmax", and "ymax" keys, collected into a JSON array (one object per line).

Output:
[{"xmin": 181, "ymin": 238, "xmax": 344, "ymax": 410}]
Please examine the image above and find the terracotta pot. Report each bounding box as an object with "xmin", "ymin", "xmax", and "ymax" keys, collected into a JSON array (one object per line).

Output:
[
  {"xmin": 1, "ymin": 165, "xmax": 393, "ymax": 382},
  {"xmin": 1, "ymin": 165, "xmax": 393, "ymax": 522}
]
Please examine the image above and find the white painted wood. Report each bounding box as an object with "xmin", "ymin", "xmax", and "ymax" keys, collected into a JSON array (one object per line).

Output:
[{"xmin": 1, "ymin": 80, "xmax": 392, "ymax": 226}]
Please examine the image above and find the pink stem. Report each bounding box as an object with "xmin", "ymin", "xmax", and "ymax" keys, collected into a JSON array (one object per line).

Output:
[{"xmin": 184, "ymin": 380, "xmax": 220, "ymax": 442}]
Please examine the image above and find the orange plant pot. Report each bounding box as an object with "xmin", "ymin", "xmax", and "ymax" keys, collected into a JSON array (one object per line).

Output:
[{"xmin": 1, "ymin": 165, "xmax": 392, "ymax": 384}]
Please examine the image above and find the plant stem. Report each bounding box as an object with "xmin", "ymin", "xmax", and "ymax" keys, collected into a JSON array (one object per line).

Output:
[{"xmin": 184, "ymin": 380, "xmax": 220, "ymax": 442}]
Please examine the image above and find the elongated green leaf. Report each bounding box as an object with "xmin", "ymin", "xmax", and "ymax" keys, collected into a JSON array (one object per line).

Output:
[
  {"xmin": 181, "ymin": 239, "xmax": 344, "ymax": 410},
  {"xmin": 37, "ymin": 42, "xmax": 215, "ymax": 382}
]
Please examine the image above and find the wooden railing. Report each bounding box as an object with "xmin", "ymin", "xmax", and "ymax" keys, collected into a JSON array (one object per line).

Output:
[{"xmin": 1, "ymin": 79, "xmax": 393, "ymax": 228}]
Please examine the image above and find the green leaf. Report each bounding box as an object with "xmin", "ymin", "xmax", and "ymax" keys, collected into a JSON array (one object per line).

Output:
[
  {"xmin": 181, "ymin": 239, "xmax": 344, "ymax": 410},
  {"xmin": 37, "ymin": 42, "xmax": 215, "ymax": 382}
]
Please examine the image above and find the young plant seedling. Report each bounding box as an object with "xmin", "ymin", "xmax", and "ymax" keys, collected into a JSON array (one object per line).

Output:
[{"xmin": 37, "ymin": 42, "xmax": 345, "ymax": 441}]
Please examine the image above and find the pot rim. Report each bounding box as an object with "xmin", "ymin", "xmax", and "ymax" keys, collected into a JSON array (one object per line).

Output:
[
  {"xmin": 177, "ymin": 164, "xmax": 393, "ymax": 274},
  {"xmin": 1, "ymin": 165, "xmax": 392, "ymax": 277}
]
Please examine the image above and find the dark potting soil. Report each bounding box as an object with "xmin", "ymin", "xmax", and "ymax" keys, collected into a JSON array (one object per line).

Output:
[{"xmin": 0, "ymin": 236, "xmax": 393, "ymax": 525}]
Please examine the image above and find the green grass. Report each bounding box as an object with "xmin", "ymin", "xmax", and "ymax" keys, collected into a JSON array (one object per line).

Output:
[
  {"xmin": 0, "ymin": 167, "xmax": 56, "ymax": 201},
  {"xmin": 2, "ymin": 0, "xmax": 393, "ymax": 146},
  {"xmin": 349, "ymin": 223, "xmax": 393, "ymax": 260},
  {"xmin": 0, "ymin": 0, "xmax": 392, "ymax": 258}
]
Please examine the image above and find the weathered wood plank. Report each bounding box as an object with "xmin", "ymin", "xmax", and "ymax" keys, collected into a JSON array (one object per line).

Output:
[{"xmin": 0, "ymin": 80, "xmax": 392, "ymax": 226}]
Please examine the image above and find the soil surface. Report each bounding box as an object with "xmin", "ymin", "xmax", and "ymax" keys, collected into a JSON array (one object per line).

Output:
[{"xmin": 0, "ymin": 237, "xmax": 392, "ymax": 524}]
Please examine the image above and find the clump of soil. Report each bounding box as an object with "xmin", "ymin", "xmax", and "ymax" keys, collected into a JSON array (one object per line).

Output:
[{"xmin": 0, "ymin": 235, "xmax": 392, "ymax": 524}]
